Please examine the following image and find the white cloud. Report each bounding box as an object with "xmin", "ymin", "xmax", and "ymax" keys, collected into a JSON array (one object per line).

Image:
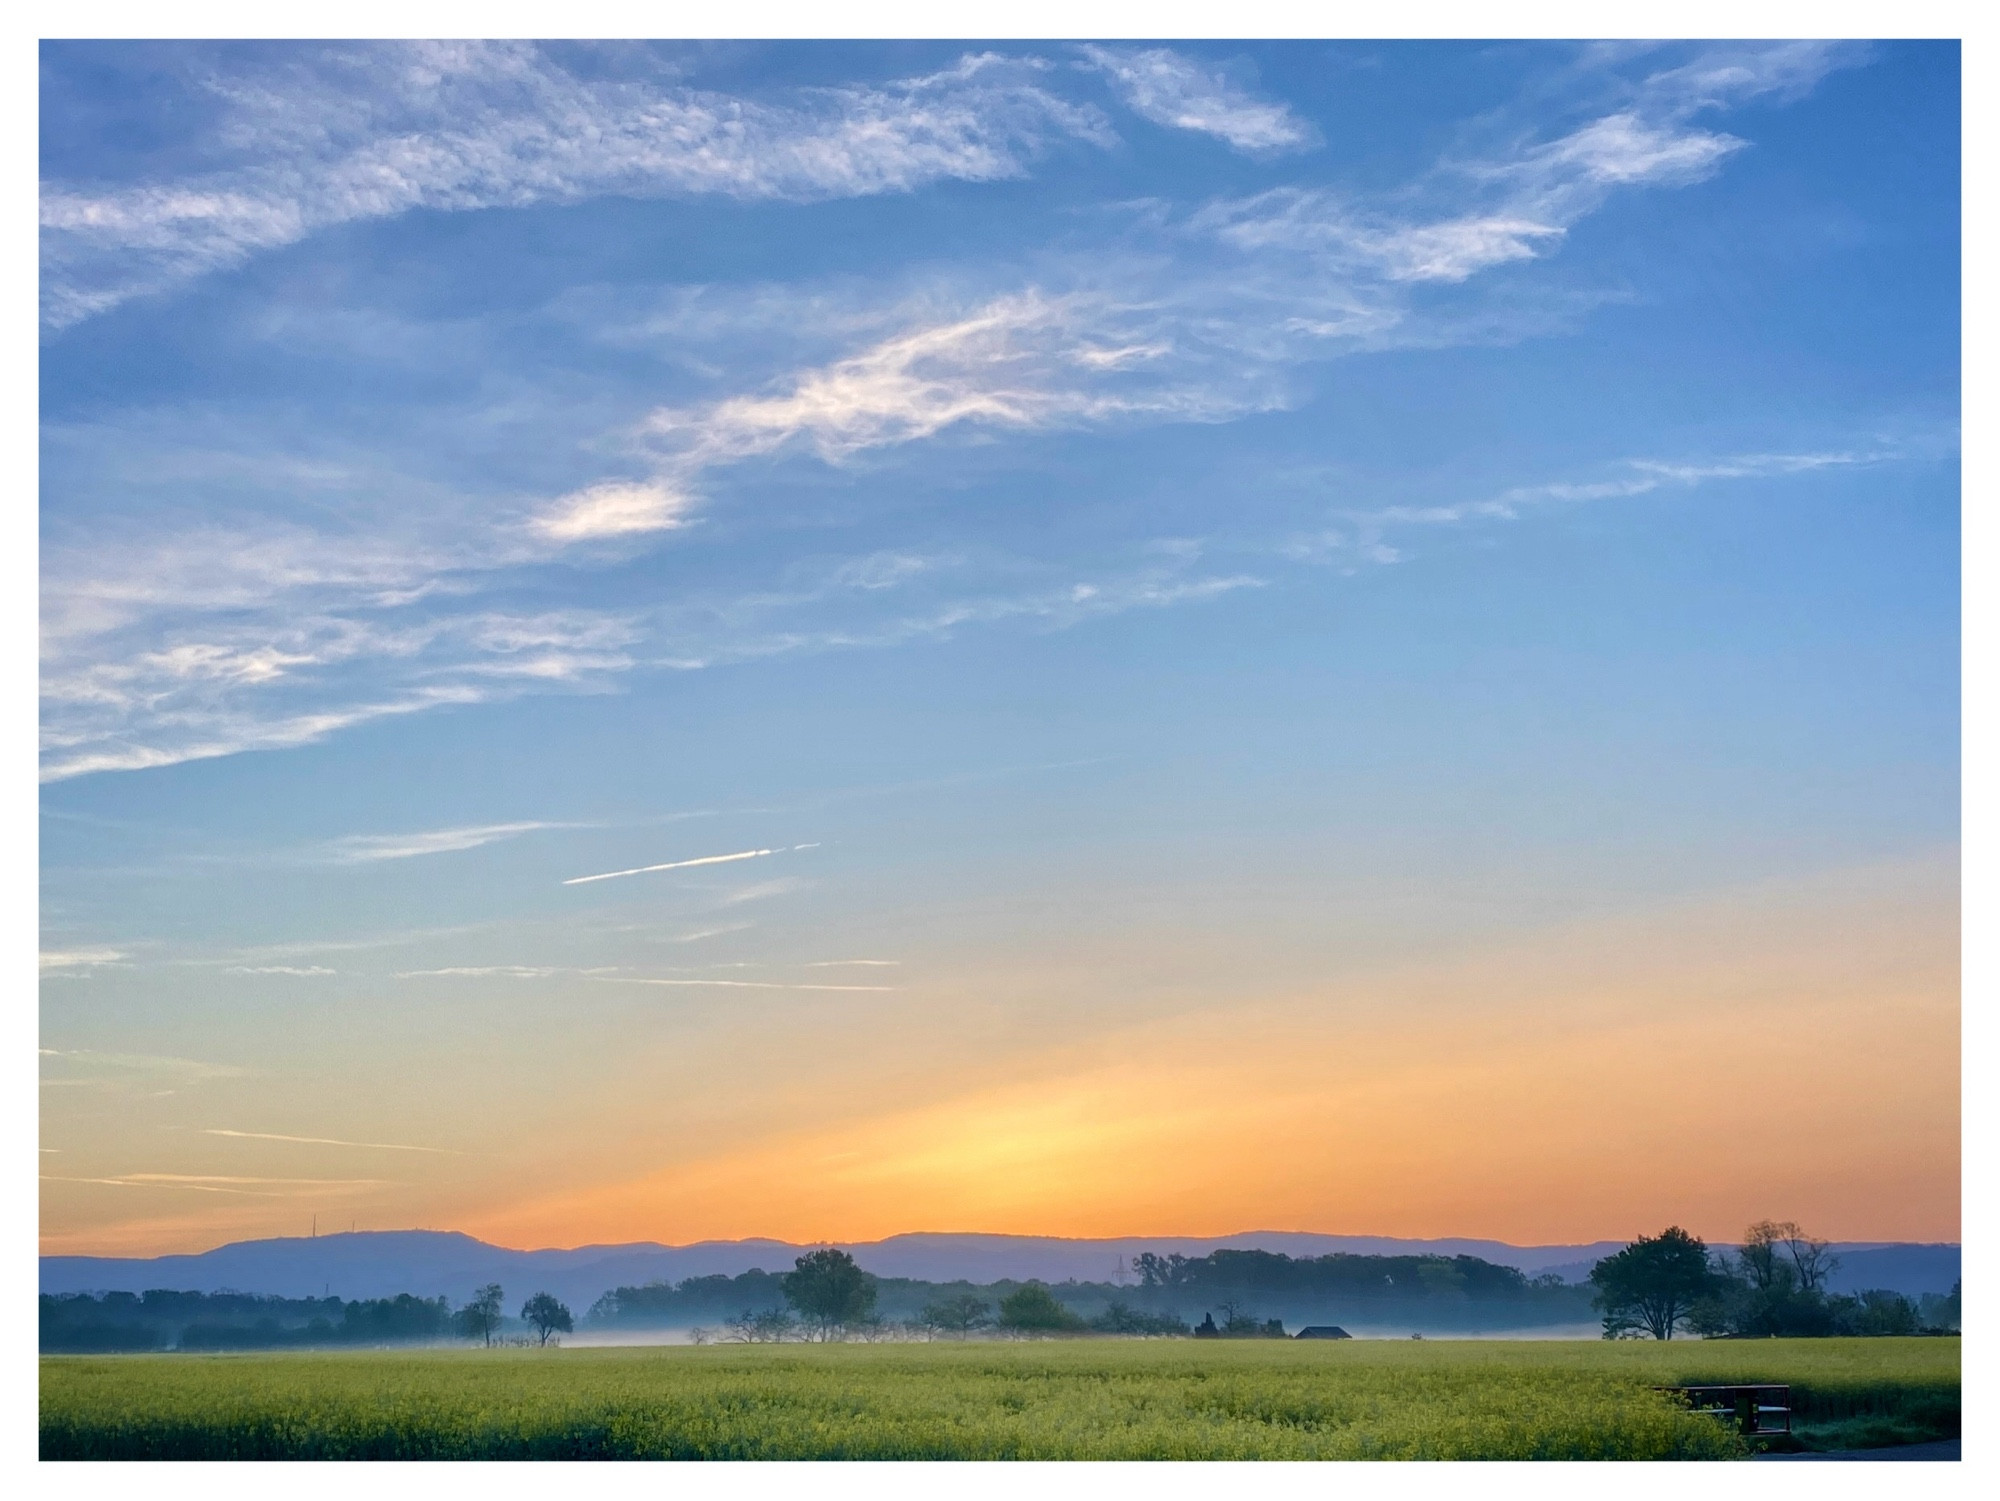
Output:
[
  {"xmin": 42, "ymin": 44, "xmax": 1113, "ymax": 329},
  {"xmin": 720, "ymin": 877, "xmax": 804, "ymax": 906},
  {"xmin": 40, "ymin": 684, "xmax": 490, "ymax": 783},
  {"xmin": 38, "ymin": 43, "xmax": 1862, "ymax": 785},
  {"xmin": 530, "ymin": 481, "xmax": 693, "ymax": 543},
  {"xmin": 40, "ymin": 594, "xmax": 643, "ymax": 781},
  {"xmin": 40, "ymin": 949, "xmax": 124, "ymax": 970},
  {"xmin": 1634, "ymin": 41, "xmax": 1861, "ymax": 116},
  {"xmin": 327, "ymin": 821, "xmax": 570, "ymax": 863},
  {"xmin": 640, "ymin": 290, "xmax": 1216, "ymax": 472},
  {"xmin": 1510, "ymin": 112, "xmax": 1741, "ymax": 193},
  {"xmin": 1082, "ymin": 46, "xmax": 1317, "ymax": 153},
  {"xmin": 226, "ymin": 965, "xmax": 337, "ymax": 976},
  {"xmin": 1197, "ymin": 193, "xmax": 1569, "ymax": 283},
  {"xmin": 1288, "ymin": 447, "xmax": 1891, "ymax": 561}
]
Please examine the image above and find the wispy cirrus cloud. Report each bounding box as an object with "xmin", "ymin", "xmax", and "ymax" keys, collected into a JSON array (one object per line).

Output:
[
  {"xmin": 1191, "ymin": 115, "xmax": 1737, "ymax": 287},
  {"xmin": 40, "ymin": 595, "xmax": 645, "ymax": 781},
  {"xmin": 326, "ymin": 820, "xmax": 574, "ymax": 864},
  {"xmin": 1081, "ymin": 46, "xmax": 1318, "ymax": 154},
  {"xmin": 39, "ymin": 1049, "xmax": 247, "ymax": 1082},
  {"xmin": 528, "ymin": 480, "xmax": 696, "ymax": 543},
  {"xmin": 1187, "ymin": 42, "xmax": 1858, "ymax": 289},
  {"xmin": 42, "ymin": 1173, "xmax": 390, "ymax": 1197},
  {"xmin": 600, "ymin": 976, "xmax": 897, "ymax": 993},
  {"xmin": 622, "ymin": 288, "xmax": 1252, "ymax": 489},
  {"xmin": 1281, "ymin": 448, "xmax": 1898, "ymax": 565},
  {"xmin": 41, "ymin": 44, "xmax": 1113, "ymax": 330},
  {"xmin": 393, "ymin": 964, "xmax": 572, "ymax": 979},
  {"xmin": 39, "ymin": 43, "xmax": 1867, "ymax": 786},
  {"xmin": 40, "ymin": 949, "xmax": 125, "ymax": 971},
  {"xmin": 203, "ymin": 1128, "xmax": 457, "ymax": 1154}
]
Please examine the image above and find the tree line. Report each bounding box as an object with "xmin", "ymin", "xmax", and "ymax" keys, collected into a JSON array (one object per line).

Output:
[
  {"xmin": 589, "ymin": 1246, "xmax": 1588, "ymax": 1335},
  {"xmin": 42, "ymin": 1285, "xmax": 577, "ymax": 1353},
  {"xmin": 1131, "ymin": 1248, "xmax": 1563, "ymax": 1301},
  {"xmin": 1588, "ymin": 1221, "xmax": 1960, "ymax": 1340},
  {"xmin": 687, "ymin": 1255, "xmax": 1192, "ymax": 1342}
]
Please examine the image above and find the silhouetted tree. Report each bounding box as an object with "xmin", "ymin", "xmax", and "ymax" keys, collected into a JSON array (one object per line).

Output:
[
  {"xmin": 1780, "ymin": 1226, "xmax": 1838, "ymax": 1293},
  {"xmin": 1698, "ymin": 1221, "xmax": 1848, "ymax": 1337},
  {"xmin": 1839, "ymin": 1289, "xmax": 1919, "ymax": 1336},
  {"xmin": 1088, "ymin": 1301, "xmax": 1188, "ymax": 1336},
  {"xmin": 724, "ymin": 1308, "xmax": 798, "ymax": 1343},
  {"xmin": 997, "ymin": 1283, "xmax": 1087, "ymax": 1333},
  {"xmin": 454, "ymin": 1284, "xmax": 504, "ymax": 1346},
  {"xmin": 781, "ymin": 1249, "xmax": 876, "ymax": 1340},
  {"xmin": 1590, "ymin": 1228, "xmax": 1718, "ymax": 1340},
  {"xmin": 1738, "ymin": 1221, "xmax": 1792, "ymax": 1292},
  {"xmin": 920, "ymin": 1293, "xmax": 993, "ymax": 1336},
  {"xmin": 520, "ymin": 1292, "xmax": 572, "ymax": 1347}
]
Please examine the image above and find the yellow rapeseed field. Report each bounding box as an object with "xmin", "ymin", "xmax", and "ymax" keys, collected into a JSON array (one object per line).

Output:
[{"xmin": 39, "ymin": 1336, "xmax": 1958, "ymax": 1460}]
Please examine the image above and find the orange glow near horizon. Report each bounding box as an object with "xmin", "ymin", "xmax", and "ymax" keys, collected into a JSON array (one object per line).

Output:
[
  {"xmin": 44, "ymin": 853, "xmax": 1959, "ymax": 1259},
  {"xmin": 465, "ymin": 855, "xmax": 1960, "ymax": 1253}
]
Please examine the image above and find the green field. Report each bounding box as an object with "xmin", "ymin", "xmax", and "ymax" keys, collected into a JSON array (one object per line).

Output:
[{"xmin": 40, "ymin": 1337, "xmax": 1958, "ymax": 1461}]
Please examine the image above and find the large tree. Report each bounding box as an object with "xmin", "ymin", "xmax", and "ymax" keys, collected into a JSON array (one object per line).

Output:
[
  {"xmin": 1589, "ymin": 1228, "xmax": 1719, "ymax": 1340},
  {"xmin": 781, "ymin": 1249, "xmax": 877, "ymax": 1340},
  {"xmin": 454, "ymin": 1283, "xmax": 505, "ymax": 1346},
  {"xmin": 520, "ymin": 1292, "xmax": 573, "ymax": 1347},
  {"xmin": 997, "ymin": 1283, "xmax": 1086, "ymax": 1333}
]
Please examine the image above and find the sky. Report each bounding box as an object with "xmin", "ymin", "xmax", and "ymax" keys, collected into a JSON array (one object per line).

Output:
[{"xmin": 39, "ymin": 40, "xmax": 1959, "ymax": 1257}]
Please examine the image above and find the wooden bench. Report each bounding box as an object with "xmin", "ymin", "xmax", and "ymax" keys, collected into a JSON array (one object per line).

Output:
[{"xmin": 1658, "ymin": 1384, "xmax": 1792, "ymax": 1437}]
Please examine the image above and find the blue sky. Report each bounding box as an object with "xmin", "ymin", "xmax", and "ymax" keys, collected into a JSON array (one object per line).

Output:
[{"xmin": 40, "ymin": 41, "xmax": 1959, "ymax": 1254}]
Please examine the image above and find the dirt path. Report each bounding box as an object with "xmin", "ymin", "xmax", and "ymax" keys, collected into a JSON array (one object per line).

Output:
[{"xmin": 1754, "ymin": 1439, "xmax": 1959, "ymax": 1461}]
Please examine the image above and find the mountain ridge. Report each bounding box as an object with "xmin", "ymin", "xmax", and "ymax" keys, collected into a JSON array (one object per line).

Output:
[{"xmin": 41, "ymin": 1229, "xmax": 1961, "ymax": 1312}]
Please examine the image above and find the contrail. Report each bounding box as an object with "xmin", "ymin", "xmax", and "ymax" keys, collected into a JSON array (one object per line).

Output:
[
  {"xmin": 562, "ymin": 843, "xmax": 819, "ymax": 886},
  {"xmin": 563, "ymin": 849, "xmax": 775, "ymax": 885},
  {"xmin": 203, "ymin": 1129, "xmax": 459, "ymax": 1154},
  {"xmin": 600, "ymin": 978, "xmax": 896, "ymax": 993}
]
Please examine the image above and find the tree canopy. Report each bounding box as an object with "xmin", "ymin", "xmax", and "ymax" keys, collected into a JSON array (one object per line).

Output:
[
  {"xmin": 781, "ymin": 1249, "xmax": 877, "ymax": 1339},
  {"xmin": 998, "ymin": 1283, "xmax": 1087, "ymax": 1333},
  {"xmin": 1589, "ymin": 1228, "xmax": 1717, "ymax": 1340},
  {"xmin": 519, "ymin": 1292, "xmax": 572, "ymax": 1347},
  {"xmin": 920, "ymin": 1293, "xmax": 993, "ymax": 1335}
]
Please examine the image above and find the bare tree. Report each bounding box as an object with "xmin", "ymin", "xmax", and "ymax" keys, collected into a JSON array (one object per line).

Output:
[
  {"xmin": 724, "ymin": 1307, "xmax": 797, "ymax": 1343},
  {"xmin": 1744, "ymin": 1220, "xmax": 1838, "ymax": 1293},
  {"xmin": 1782, "ymin": 1226, "xmax": 1838, "ymax": 1293},
  {"xmin": 1739, "ymin": 1221, "xmax": 1790, "ymax": 1290},
  {"xmin": 453, "ymin": 1283, "xmax": 505, "ymax": 1346}
]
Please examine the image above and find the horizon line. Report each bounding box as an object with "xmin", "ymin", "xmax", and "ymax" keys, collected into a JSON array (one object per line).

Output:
[{"xmin": 39, "ymin": 1225, "xmax": 1962, "ymax": 1262}]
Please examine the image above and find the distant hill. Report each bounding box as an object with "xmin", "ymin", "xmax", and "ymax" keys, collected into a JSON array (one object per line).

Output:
[{"xmin": 39, "ymin": 1229, "xmax": 1959, "ymax": 1312}]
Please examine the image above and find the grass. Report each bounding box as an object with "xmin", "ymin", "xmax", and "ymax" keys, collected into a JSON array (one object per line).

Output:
[{"xmin": 39, "ymin": 1336, "xmax": 1957, "ymax": 1461}]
